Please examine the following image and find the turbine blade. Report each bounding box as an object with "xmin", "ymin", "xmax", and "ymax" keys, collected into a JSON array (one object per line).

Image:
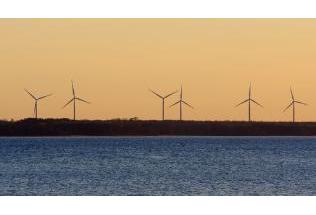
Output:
[
  {"xmin": 169, "ymin": 101, "xmax": 180, "ymax": 108},
  {"xmin": 283, "ymin": 102, "xmax": 293, "ymax": 112},
  {"xmin": 149, "ymin": 89, "xmax": 163, "ymax": 99},
  {"xmin": 295, "ymin": 100, "xmax": 308, "ymax": 105},
  {"xmin": 62, "ymin": 98, "xmax": 74, "ymax": 108},
  {"xmin": 72, "ymin": 81, "xmax": 75, "ymax": 97},
  {"xmin": 24, "ymin": 89, "xmax": 36, "ymax": 100},
  {"xmin": 164, "ymin": 90, "xmax": 178, "ymax": 99},
  {"xmin": 290, "ymin": 87, "xmax": 294, "ymax": 100},
  {"xmin": 249, "ymin": 83, "xmax": 251, "ymax": 99},
  {"xmin": 251, "ymin": 99, "xmax": 263, "ymax": 108},
  {"xmin": 76, "ymin": 97, "xmax": 90, "ymax": 104},
  {"xmin": 182, "ymin": 100, "xmax": 194, "ymax": 109},
  {"xmin": 180, "ymin": 85, "xmax": 183, "ymax": 100},
  {"xmin": 38, "ymin": 94, "xmax": 52, "ymax": 100},
  {"xmin": 235, "ymin": 99, "xmax": 249, "ymax": 107}
]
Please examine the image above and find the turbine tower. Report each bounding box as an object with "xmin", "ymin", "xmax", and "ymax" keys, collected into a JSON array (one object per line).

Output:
[
  {"xmin": 149, "ymin": 89, "xmax": 177, "ymax": 120},
  {"xmin": 170, "ymin": 86, "xmax": 193, "ymax": 121},
  {"xmin": 63, "ymin": 81, "xmax": 90, "ymax": 120},
  {"xmin": 25, "ymin": 89, "xmax": 52, "ymax": 119},
  {"xmin": 283, "ymin": 87, "xmax": 307, "ymax": 123},
  {"xmin": 235, "ymin": 83, "xmax": 263, "ymax": 122}
]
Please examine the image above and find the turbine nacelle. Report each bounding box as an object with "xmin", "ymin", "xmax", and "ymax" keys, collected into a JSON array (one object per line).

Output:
[
  {"xmin": 149, "ymin": 88, "xmax": 178, "ymax": 120},
  {"xmin": 25, "ymin": 89, "xmax": 52, "ymax": 119},
  {"xmin": 63, "ymin": 81, "xmax": 90, "ymax": 120},
  {"xmin": 169, "ymin": 85, "xmax": 194, "ymax": 121},
  {"xmin": 283, "ymin": 87, "xmax": 307, "ymax": 122},
  {"xmin": 149, "ymin": 89, "xmax": 178, "ymax": 100},
  {"xmin": 235, "ymin": 83, "xmax": 263, "ymax": 122}
]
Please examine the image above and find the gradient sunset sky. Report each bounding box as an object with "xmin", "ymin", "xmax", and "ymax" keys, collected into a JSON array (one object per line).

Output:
[{"xmin": 1, "ymin": 19, "xmax": 316, "ymax": 121}]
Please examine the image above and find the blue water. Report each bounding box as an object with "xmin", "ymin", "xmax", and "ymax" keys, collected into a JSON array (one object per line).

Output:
[{"xmin": 0, "ymin": 136, "xmax": 315, "ymax": 196}]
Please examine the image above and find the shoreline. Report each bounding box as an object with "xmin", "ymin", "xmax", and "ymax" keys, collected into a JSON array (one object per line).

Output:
[{"xmin": 1, "ymin": 118, "xmax": 316, "ymax": 136}]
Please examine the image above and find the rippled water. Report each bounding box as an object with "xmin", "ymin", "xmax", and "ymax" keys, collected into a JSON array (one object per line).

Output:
[{"xmin": 0, "ymin": 136, "xmax": 315, "ymax": 195}]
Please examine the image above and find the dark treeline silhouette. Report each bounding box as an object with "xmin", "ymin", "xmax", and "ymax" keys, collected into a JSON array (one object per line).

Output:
[{"xmin": 1, "ymin": 118, "xmax": 316, "ymax": 136}]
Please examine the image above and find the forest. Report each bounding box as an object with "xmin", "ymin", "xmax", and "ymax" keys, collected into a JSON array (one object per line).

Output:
[{"xmin": 0, "ymin": 118, "xmax": 316, "ymax": 136}]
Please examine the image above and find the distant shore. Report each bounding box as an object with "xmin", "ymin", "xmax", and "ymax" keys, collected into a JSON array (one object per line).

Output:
[{"xmin": 1, "ymin": 118, "xmax": 316, "ymax": 136}]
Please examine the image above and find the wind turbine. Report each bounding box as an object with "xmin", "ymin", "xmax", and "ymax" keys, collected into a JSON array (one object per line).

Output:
[
  {"xmin": 24, "ymin": 89, "xmax": 52, "ymax": 119},
  {"xmin": 149, "ymin": 89, "xmax": 177, "ymax": 120},
  {"xmin": 283, "ymin": 87, "xmax": 307, "ymax": 123},
  {"xmin": 235, "ymin": 83, "xmax": 263, "ymax": 122},
  {"xmin": 63, "ymin": 81, "xmax": 90, "ymax": 120},
  {"xmin": 170, "ymin": 86, "xmax": 193, "ymax": 121}
]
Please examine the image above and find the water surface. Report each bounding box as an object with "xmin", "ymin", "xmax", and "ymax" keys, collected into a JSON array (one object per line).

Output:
[{"xmin": 0, "ymin": 136, "xmax": 315, "ymax": 195}]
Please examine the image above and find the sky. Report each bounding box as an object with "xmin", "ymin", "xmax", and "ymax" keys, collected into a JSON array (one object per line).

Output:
[{"xmin": 1, "ymin": 19, "xmax": 316, "ymax": 121}]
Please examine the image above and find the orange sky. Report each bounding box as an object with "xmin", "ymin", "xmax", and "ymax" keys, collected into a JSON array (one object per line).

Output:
[{"xmin": 1, "ymin": 19, "xmax": 316, "ymax": 121}]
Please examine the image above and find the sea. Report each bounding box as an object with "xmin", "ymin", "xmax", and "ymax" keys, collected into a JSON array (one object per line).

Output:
[{"xmin": 0, "ymin": 136, "xmax": 315, "ymax": 196}]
